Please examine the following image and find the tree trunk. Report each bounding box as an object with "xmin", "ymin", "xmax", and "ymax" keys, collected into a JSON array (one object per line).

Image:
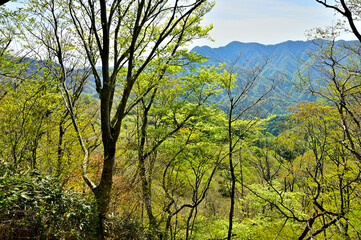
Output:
[
  {"xmin": 57, "ymin": 121, "xmax": 65, "ymax": 177},
  {"xmin": 227, "ymin": 112, "xmax": 236, "ymax": 240},
  {"xmin": 185, "ymin": 208, "xmax": 194, "ymax": 240},
  {"xmin": 139, "ymin": 155, "xmax": 157, "ymax": 230},
  {"xmin": 93, "ymin": 143, "xmax": 116, "ymax": 239}
]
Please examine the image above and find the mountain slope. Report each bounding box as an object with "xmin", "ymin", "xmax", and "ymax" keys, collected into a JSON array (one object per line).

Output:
[{"xmin": 191, "ymin": 40, "xmax": 314, "ymax": 77}]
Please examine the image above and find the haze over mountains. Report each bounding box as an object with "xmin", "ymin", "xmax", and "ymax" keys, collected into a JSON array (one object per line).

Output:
[
  {"xmin": 191, "ymin": 40, "xmax": 313, "ymax": 73},
  {"xmin": 81, "ymin": 40, "xmax": 355, "ymax": 112},
  {"xmin": 191, "ymin": 40, "xmax": 319, "ymax": 111},
  {"xmin": 191, "ymin": 40, "xmax": 357, "ymax": 110}
]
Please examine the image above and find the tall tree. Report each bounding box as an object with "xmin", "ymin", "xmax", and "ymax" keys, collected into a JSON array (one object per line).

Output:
[
  {"xmin": 316, "ymin": 0, "xmax": 361, "ymax": 42},
  {"xmin": 315, "ymin": 0, "xmax": 361, "ymax": 163},
  {"xmin": 220, "ymin": 56, "xmax": 278, "ymax": 240},
  {"xmin": 68, "ymin": 0, "xmax": 213, "ymax": 237},
  {"xmin": 15, "ymin": 0, "xmax": 99, "ymax": 181},
  {"xmin": 133, "ymin": 57, "xmax": 222, "ymax": 235}
]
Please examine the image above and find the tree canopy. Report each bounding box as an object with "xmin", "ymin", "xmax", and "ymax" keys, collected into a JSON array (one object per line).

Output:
[{"xmin": 2, "ymin": 0, "xmax": 361, "ymax": 239}]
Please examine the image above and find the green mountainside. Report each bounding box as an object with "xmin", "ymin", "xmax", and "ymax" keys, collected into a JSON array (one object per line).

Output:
[
  {"xmin": 21, "ymin": 40, "xmax": 355, "ymax": 112},
  {"xmin": 191, "ymin": 40, "xmax": 313, "ymax": 75},
  {"xmin": 191, "ymin": 40, "xmax": 356, "ymax": 110}
]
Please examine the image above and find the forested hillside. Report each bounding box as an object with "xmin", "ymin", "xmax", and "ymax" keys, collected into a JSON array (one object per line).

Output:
[
  {"xmin": 193, "ymin": 40, "xmax": 317, "ymax": 112},
  {"xmin": 192, "ymin": 40, "xmax": 313, "ymax": 71},
  {"xmin": 193, "ymin": 40, "xmax": 359, "ymax": 109},
  {"xmin": 1, "ymin": 1, "xmax": 361, "ymax": 240}
]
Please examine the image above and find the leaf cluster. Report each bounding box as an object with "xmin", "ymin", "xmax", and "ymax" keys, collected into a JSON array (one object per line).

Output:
[{"xmin": 0, "ymin": 161, "xmax": 98, "ymax": 239}]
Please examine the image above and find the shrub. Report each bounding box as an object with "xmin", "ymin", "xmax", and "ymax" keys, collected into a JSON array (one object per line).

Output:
[{"xmin": 0, "ymin": 161, "xmax": 98, "ymax": 239}]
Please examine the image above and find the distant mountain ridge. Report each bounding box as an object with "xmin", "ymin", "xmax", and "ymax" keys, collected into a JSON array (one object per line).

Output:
[
  {"xmin": 191, "ymin": 40, "xmax": 357, "ymax": 111},
  {"xmin": 191, "ymin": 39, "xmax": 357, "ymax": 76},
  {"xmin": 191, "ymin": 40, "xmax": 314, "ymax": 75},
  {"xmin": 191, "ymin": 41, "xmax": 317, "ymax": 111},
  {"xmin": 192, "ymin": 40, "xmax": 312, "ymax": 59}
]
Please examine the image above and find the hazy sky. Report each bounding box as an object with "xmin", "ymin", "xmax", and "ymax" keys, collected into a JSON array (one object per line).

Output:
[
  {"xmin": 6, "ymin": 0, "xmax": 353, "ymax": 48},
  {"xmin": 191, "ymin": 0, "xmax": 354, "ymax": 47}
]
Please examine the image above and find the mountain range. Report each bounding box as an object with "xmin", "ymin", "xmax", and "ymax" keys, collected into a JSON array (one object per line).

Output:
[
  {"xmin": 65, "ymin": 40, "xmax": 357, "ymax": 112},
  {"xmin": 191, "ymin": 40, "xmax": 354, "ymax": 110},
  {"xmin": 191, "ymin": 40, "xmax": 313, "ymax": 72},
  {"xmin": 191, "ymin": 41, "xmax": 315, "ymax": 110}
]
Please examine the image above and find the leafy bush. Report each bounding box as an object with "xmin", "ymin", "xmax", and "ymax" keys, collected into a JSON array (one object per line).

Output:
[
  {"xmin": 106, "ymin": 214, "xmax": 148, "ymax": 240},
  {"xmin": 0, "ymin": 161, "xmax": 98, "ymax": 239}
]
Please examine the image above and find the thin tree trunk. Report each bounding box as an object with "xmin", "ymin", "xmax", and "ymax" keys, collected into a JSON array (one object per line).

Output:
[
  {"xmin": 137, "ymin": 94, "xmax": 157, "ymax": 233},
  {"xmin": 139, "ymin": 155, "xmax": 156, "ymax": 229},
  {"xmin": 228, "ymin": 110, "xmax": 236, "ymax": 240},
  {"xmin": 57, "ymin": 121, "xmax": 65, "ymax": 177},
  {"xmin": 186, "ymin": 208, "xmax": 194, "ymax": 240}
]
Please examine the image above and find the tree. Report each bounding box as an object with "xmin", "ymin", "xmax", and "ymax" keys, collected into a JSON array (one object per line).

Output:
[
  {"xmin": 294, "ymin": 37, "xmax": 361, "ymax": 240},
  {"xmin": 159, "ymin": 107, "xmax": 225, "ymax": 239},
  {"xmin": 0, "ymin": 6, "xmax": 28, "ymax": 102},
  {"xmin": 314, "ymin": 0, "xmax": 361, "ymax": 165},
  {"xmin": 0, "ymin": 78, "xmax": 59, "ymax": 168},
  {"xmin": 13, "ymin": 0, "xmax": 100, "ymax": 182},
  {"xmin": 316, "ymin": 0, "xmax": 361, "ymax": 42},
  {"xmin": 219, "ymin": 56, "xmax": 279, "ymax": 240},
  {"xmin": 0, "ymin": 4, "xmax": 64, "ymax": 170},
  {"xmin": 67, "ymin": 0, "xmax": 213, "ymax": 237},
  {"xmin": 132, "ymin": 56, "xmax": 223, "ymax": 236},
  {"xmin": 287, "ymin": 103, "xmax": 360, "ymax": 239},
  {"xmin": 286, "ymin": 3, "xmax": 361, "ymax": 236}
]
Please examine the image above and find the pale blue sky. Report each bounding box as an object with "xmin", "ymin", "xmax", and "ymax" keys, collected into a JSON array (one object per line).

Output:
[
  {"xmin": 5, "ymin": 0, "xmax": 353, "ymax": 48},
  {"xmin": 192, "ymin": 0, "xmax": 354, "ymax": 47}
]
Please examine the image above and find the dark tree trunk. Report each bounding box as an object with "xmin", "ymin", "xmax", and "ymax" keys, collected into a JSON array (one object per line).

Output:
[
  {"xmin": 93, "ymin": 145, "xmax": 116, "ymax": 239},
  {"xmin": 57, "ymin": 121, "xmax": 65, "ymax": 177},
  {"xmin": 227, "ymin": 110, "xmax": 236, "ymax": 240}
]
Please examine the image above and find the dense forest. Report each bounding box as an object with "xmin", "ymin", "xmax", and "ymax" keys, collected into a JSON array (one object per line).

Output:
[{"xmin": 1, "ymin": 0, "xmax": 361, "ymax": 239}]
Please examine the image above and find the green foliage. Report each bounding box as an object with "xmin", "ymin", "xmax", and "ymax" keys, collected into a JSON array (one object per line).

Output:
[
  {"xmin": 0, "ymin": 161, "xmax": 98, "ymax": 239},
  {"xmin": 3, "ymin": 0, "xmax": 361, "ymax": 239},
  {"xmin": 264, "ymin": 115, "xmax": 289, "ymax": 136},
  {"xmin": 0, "ymin": 77, "xmax": 58, "ymax": 167}
]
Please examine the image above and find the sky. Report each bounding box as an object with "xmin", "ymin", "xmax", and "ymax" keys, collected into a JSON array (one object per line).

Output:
[
  {"xmin": 5, "ymin": 0, "xmax": 355, "ymax": 49},
  {"xmin": 191, "ymin": 0, "xmax": 356, "ymax": 48}
]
